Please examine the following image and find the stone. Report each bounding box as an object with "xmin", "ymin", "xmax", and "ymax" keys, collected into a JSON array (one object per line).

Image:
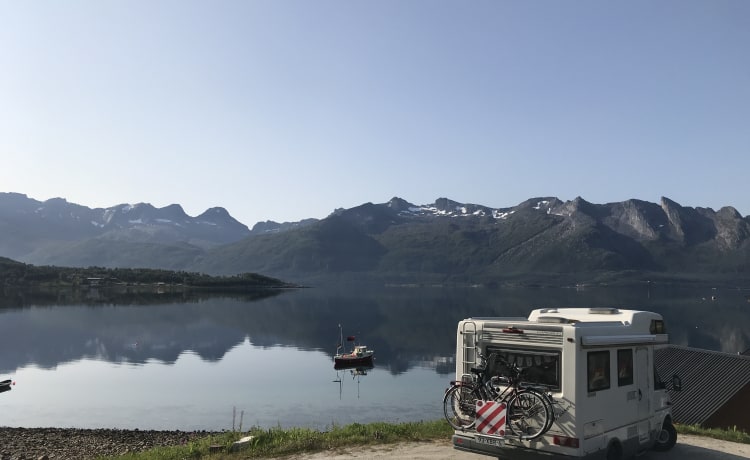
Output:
[{"xmin": 230, "ymin": 435, "xmax": 255, "ymax": 452}]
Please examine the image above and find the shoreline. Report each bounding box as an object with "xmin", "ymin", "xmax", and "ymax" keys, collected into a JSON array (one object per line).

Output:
[{"xmin": 0, "ymin": 427, "xmax": 220, "ymax": 460}]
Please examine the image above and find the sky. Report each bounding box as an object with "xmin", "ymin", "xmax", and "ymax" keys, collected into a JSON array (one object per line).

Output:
[{"xmin": 1, "ymin": 1, "xmax": 748, "ymax": 226}]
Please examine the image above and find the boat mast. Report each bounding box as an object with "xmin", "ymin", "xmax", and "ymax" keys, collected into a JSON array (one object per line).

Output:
[{"xmin": 336, "ymin": 324, "xmax": 343, "ymax": 356}]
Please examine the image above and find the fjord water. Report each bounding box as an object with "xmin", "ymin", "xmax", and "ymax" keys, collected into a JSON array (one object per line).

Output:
[{"xmin": 1, "ymin": 285, "xmax": 748, "ymax": 430}]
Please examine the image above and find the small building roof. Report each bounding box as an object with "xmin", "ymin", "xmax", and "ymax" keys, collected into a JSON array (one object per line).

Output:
[{"xmin": 655, "ymin": 345, "xmax": 750, "ymax": 426}]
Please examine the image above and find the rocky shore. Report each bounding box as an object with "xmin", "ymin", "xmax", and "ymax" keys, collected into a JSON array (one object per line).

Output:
[{"xmin": 0, "ymin": 427, "xmax": 218, "ymax": 460}]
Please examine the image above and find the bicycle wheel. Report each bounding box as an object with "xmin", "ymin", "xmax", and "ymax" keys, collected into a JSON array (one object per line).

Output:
[
  {"xmin": 538, "ymin": 391, "xmax": 556, "ymax": 433},
  {"xmin": 443, "ymin": 384, "xmax": 478, "ymax": 429},
  {"xmin": 506, "ymin": 390, "xmax": 551, "ymax": 440}
]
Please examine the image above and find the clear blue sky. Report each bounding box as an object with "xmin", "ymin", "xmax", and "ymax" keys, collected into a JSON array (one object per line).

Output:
[{"xmin": 1, "ymin": 1, "xmax": 748, "ymax": 226}]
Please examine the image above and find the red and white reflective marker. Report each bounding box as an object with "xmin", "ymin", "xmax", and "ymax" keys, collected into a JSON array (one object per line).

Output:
[{"xmin": 475, "ymin": 400, "xmax": 506, "ymax": 436}]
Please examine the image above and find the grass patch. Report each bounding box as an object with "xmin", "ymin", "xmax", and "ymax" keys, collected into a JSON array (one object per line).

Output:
[
  {"xmin": 676, "ymin": 423, "xmax": 750, "ymax": 444},
  {"xmin": 106, "ymin": 420, "xmax": 750, "ymax": 459},
  {"xmin": 103, "ymin": 420, "xmax": 454, "ymax": 460}
]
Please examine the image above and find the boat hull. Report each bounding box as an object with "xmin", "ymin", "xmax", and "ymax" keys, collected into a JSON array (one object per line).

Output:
[{"xmin": 334, "ymin": 355, "xmax": 373, "ymax": 369}]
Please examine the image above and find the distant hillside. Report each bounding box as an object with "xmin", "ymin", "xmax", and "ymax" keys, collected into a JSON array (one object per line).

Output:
[
  {"xmin": 193, "ymin": 196, "xmax": 750, "ymax": 286},
  {"xmin": 1, "ymin": 192, "xmax": 749, "ymax": 286},
  {"xmin": 0, "ymin": 192, "xmax": 250, "ymax": 267}
]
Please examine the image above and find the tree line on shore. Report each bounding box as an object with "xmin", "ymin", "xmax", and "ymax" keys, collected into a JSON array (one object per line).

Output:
[{"xmin": 0, "ymin": 256, "xmax": 295, "ymax": 289}]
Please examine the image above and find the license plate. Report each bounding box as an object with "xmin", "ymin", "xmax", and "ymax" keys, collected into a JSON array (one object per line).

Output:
[{"xmin": 476, "ymin": 434, "xmax": 505, "ymax": 447}]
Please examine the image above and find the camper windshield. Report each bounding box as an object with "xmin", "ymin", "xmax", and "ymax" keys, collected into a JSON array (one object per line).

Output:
[{"xmin": 486, "ymin": 347, "xmax": 561, "ymax": 390}]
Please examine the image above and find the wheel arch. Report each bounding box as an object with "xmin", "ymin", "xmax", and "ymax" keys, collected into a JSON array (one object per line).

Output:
[{"xmin": 605, "ymin": 437, "xmax": 623, "ymax": 460}]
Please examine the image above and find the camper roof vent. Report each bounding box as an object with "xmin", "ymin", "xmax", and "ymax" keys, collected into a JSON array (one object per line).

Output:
[
  {"xmin": 536, "ymin": 316, "xmax": 568, "ymax": 324},
  {"xmin": 537, "ymin": 316, "xmax": 568, "ymax": 324},
  {"xmin": 589, "ymin": 307, "xmax": 620, "ymax": 315},
  {"xmin": 539, "ymin": 308, "xmax": 559, "ymax": 314},
  {"xmin": 536, "ymin": 316, "xmax": 578, "ymax": 324}
]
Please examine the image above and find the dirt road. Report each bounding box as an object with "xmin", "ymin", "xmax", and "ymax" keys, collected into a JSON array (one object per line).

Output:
[{"xmin": 283, "ymin": 434, "xmax": 749, "ymax": 459}]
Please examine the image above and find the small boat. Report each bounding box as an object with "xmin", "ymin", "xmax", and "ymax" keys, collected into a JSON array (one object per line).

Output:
[
  {"xmin": 334, "ymin": 346, "xmax": 374, "ymax": 369},
  {"xmin": 1, "ymin": 379, "xmax": 13, "ymax": 394},
  {"xmin": 334, "ymin": 325, "xmax": 374, "ymax": 369}
]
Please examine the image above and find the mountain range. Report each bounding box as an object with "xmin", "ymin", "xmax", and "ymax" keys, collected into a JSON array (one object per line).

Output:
[{"xmin": 1, "ymin": 192, "xmax": 748, "ymax": 286}]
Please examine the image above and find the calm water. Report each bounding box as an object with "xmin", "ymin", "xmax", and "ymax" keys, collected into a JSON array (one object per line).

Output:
[{"xmin": 1, "ymin": 284, "xmax": 748, "ymax": 430}]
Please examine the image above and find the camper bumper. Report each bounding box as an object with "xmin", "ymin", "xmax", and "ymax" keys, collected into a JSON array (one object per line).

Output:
[{"xmin": 452, "ymin": 433, "xmax": 603, "ymax": 460}]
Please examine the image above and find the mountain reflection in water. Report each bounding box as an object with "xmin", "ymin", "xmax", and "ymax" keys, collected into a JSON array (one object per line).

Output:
[{"xmin": 0, "ymin": 285, "xmax": 747, "ymax": 429}]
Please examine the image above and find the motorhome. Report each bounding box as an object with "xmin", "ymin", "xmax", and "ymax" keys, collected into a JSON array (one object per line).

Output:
[{"xmin": 450, "ymin": 308, "xmax": 680, "ymax": 460}]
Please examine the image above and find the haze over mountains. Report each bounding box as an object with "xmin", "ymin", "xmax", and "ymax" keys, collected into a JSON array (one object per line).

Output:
[{"xmin": 1, "ymin": 192, "xmax": 748, "ymax": 286}]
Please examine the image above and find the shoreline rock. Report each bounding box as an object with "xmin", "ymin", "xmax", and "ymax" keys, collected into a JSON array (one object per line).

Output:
[{"xmin": 0, "ymin": 427, "xmax": 220, "ymax": 460}]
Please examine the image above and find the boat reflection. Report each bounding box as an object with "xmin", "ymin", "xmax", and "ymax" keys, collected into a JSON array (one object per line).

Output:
[{"xmin": 332, "ymin": 364, "xmax": 374, "ymax": 399}]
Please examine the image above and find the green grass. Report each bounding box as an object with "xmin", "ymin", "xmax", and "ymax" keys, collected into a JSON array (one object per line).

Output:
[
  {"xmin": 103, "ymin": 420, "xmax": 454, "ymax": 460},
  {"xmin": 103, "ymin": 420, "xmax": 750, "ymax": 460},
  {"xmin": 676, "ymin": 423, "xmax": 750, "ymax": 444}
]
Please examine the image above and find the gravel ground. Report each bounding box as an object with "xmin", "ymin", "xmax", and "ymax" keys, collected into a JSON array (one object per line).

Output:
[
  {"xmin": 0, "ymin": 428, "xmax": 218, "ymax": 460},
  {"xmin": 285, "ymin": 434, "xmax": 750, "ymax": 460}
]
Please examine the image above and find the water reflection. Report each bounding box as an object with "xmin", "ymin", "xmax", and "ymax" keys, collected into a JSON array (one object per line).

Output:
[
  {"xmin": 1, "ymin": 285, "xmax": 749, "ymax": 430},
  {"xmin": 1, "ymin": 285, "xmax": 749, "ymax": 376},
  {"xmin": 332, "ymin": 365, "xmax": 374, "ymax": 400}
]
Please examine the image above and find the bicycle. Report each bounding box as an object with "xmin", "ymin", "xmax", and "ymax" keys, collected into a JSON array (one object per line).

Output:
[{"xmin": 443, "ymin": 352, "xmax": 553, "ymax": 440}]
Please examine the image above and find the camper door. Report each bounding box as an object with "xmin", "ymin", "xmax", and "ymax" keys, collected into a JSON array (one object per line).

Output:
[{"xmin": 635, "ymin": 347, "xmax": 651, "ymax": 440}]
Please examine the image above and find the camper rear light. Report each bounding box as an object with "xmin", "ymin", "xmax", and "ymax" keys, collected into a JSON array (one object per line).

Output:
[
  {"xmin": 553, "ymin": 435, "xmax": 579, "ymax": 448},
  {"xmin": 502, "ymin": 327, "xmax": 524, "ymax": 334}
]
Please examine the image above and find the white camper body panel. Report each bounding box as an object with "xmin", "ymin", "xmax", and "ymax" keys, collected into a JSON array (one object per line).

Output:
[{"xmin": 451, "ymin": 308, "xmax": 674, "ymax": 459}]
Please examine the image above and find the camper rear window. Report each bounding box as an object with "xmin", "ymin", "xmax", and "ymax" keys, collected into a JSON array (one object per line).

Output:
[{"xmin": 485, "ymin": 347, "xmax": 561, "ymax": 390}]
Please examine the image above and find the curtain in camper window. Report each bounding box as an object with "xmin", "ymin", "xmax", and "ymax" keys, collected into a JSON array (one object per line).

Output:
[
  {"xmin": 617, "ymin": 349, "xmax": 634, "ymax": 387},
  {"xmin": 587, "ymin": 350, "xmax": 611, "ymax": 392}
]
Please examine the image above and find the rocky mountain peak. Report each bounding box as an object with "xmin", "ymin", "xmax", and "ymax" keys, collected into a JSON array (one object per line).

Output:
[
  {"xmin": 197, "ymin": 207, "xmax": 234, "ymax": 222},
  {"xmin": 386, "ymin": 197, "xmax": 415, "ymax": 213},
  {"xmin": 161, "ymin": 204, "xmax": 189, "ymax": 220},
  {"xmin": 433, "ymin": 197, "xmax": 460, "ymax": 213},
  {"xmin": 717, "ymin": 206, "xmax": 742, "ymax": 220},
  {"xmin": 608, "ymin": 199, "xmax": 667, "ymax": 241},
  {"xmin": 713, "ymin": 206, "xmax": 749, "ymax": 249},
  {"xmin": 551, "ymin": 196, "xmax": 596, "ymax": 220},
  {"xmin": 660, "ymin": 197, "xmax": 687, "ymax": 241}
]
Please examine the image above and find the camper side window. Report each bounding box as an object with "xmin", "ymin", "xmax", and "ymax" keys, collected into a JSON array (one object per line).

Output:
[
  {"xmin": 587, "ymin": 350, "xmax": 610, "ymax": 392},
  {"xmin": 617, "ymin": 349, "xmax": 634, "ymax": 387},
  {"xmin": 654, "ymin": 363, "xmax": 666, "ymax": 390}
]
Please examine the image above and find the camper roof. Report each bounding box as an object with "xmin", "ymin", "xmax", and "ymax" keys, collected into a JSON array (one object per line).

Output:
[{"xmin": 527, "ymin": 307, "xmax": 662, "ymax": 328}]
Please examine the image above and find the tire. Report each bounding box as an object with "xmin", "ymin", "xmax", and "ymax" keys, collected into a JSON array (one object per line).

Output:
[
  {"xmin": 443, "ymin": 384, "xmax": 477, "ymax": 430},
  {"xmin": 606, "ymin": 441, "xmax": 622, "ymax": 460},
  {"xmin": 505, "ymin": 390, "xmax": 551, "ymax": 440},
  {"xmin": 653, "ymin": 419, "xmax": 677, "ymax": 452}
]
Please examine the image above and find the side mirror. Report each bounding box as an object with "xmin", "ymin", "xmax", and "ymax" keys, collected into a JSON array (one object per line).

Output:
[{"xmin": 671, "ymin": 374, "xmax": 682, "ymax": 392}]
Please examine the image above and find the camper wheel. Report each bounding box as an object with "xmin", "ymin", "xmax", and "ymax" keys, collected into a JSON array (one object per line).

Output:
[
  {"xmin": 605, "ymin": 440, "xmax": 622, "ymax": 460},
  {"xmin": 653, "ymin": 419, "xmax": 677, "ymax": 452}
]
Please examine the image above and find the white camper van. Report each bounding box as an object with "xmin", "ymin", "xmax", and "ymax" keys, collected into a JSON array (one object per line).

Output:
[{"xmin": 449, "ymin": 308, "xmax": 681, "ymax": 460}]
